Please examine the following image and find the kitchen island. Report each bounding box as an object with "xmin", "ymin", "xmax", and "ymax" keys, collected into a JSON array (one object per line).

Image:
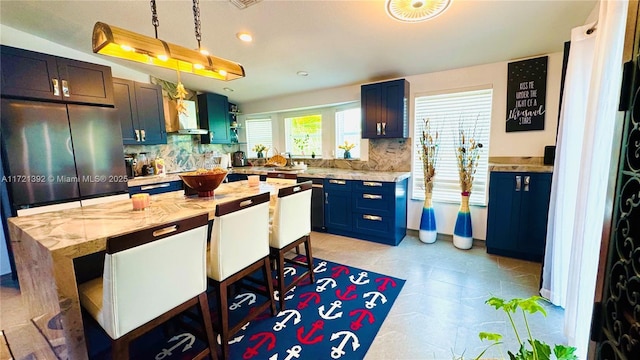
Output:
[{"xmin": 7, "ymin": 181, "xmax": 286, "ymax": 359}]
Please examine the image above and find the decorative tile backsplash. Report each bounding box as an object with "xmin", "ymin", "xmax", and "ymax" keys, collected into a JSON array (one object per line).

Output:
[{"xmin": 124, "ymin": 136, "xmax": 412, "ymax": 173}]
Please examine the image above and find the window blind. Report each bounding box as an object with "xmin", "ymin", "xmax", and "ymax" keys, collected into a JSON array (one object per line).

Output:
[
  {"xmin": 245, "ymin": 118, "xmax": 273, "ymax": 157},
  {"xmin": 412, "ymin": 88, "xmax": 493, "ymax": 206},
  {"xmin": 335, "ymin": 108, "xmax": 361, "ymax": 158}
]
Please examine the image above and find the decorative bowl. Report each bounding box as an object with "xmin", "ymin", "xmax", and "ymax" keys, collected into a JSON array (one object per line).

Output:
[{"xmin": 179, "ymin": 168, "xmax": 228, "ymax": 197}]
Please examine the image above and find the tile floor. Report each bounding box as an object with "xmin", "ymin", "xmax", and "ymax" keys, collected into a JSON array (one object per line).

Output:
[{"xmin": 0, "ymin": 230, "xmax": 566, "ymax": 359}]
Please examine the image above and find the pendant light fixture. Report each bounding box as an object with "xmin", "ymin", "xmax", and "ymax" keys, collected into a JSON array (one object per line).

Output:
[
  {"xmin": 385, "ymin": 0, "xmax": 452, "ymax": 23},
  {"xmin": 92, "ymin": 0, "xmax": 245, "ymax": 81}
]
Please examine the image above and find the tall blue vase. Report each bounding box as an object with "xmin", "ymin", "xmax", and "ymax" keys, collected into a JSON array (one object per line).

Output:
[
  {"xmin": 419, "ymin": 193, "xmax": 437, "ymax": 243},
  {"xmin": 453, "ymin": 193, "xmax": 473, "ymax": 249}
]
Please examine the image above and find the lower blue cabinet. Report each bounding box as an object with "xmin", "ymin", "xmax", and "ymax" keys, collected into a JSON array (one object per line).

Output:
[
  {"xmin": 128, "ymin": 180, "xmax": 183, "ymax": 196},
  {"xmin": 324, "ymin": 178, "xmax": 407, "ymax": 246},
  {"xmin": 486, "ymin": 171, "xmax": 552, "ymax": 262}
]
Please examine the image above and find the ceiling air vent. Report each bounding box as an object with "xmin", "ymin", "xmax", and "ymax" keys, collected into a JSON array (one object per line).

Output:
[{"xmin": 229, "ymin": 0, "xmax": 262, "ymax": 9}]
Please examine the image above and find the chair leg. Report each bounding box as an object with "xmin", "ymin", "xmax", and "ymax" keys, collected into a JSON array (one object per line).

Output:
[
  {"xmin": 198, "ymin": 292, "xmax": 218, "ymax": 360},
  {"xmin": 276, "ymin": 251, "xmax": 287, "ymax": 311},
  {"xmin": 263, "ymin": 258, "xmax": 277, "ymax": 316},
  {"xmin": 304, "ymin": 235, "xmax": 315, "ymax": 284},
  {"xmin": 216, "ymin": 281, "xmax": 230, "ymax": 360}
]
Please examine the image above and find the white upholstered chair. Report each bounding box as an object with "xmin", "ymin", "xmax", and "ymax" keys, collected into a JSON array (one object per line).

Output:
[
  {"xmin": 266, "ymin": 172, "xmax": 297, "ymax": 184},
  {"xmin": 78, "ymin": 214, "xmax": 216, "ymax": 360},
  {"xmin": 269, "ymin": 181, "xmax": 315, "ymax": 310},
  {"xmin": 207, "ymin": 192, "xmax": 276, "ymax": 359}
]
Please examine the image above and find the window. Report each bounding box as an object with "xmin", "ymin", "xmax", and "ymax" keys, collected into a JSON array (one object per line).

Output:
[
  {"xmin": 284, "ymin": 114, "xmax": 322, "ymax": 157},
  {"xmin": 245, "ymin": 118, "xmax": 273, "ymax": 157},
  {"xmin": 335, "ymin": 107, "xmax": 361, "ymax": 158},
  {"xmin": 412, "ymin": 88, "xmax": 492, "ymax": 206}
]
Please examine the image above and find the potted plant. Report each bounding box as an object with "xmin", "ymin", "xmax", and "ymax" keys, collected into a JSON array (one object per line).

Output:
[
  {"xmin": 252, "ymin": 144, "xmax": 268, "ymax": 158},
  {"xmin": 466, "ymin": 296, "xmax": 577, "ymax": 360},
  {"xmin": 418, "ymin": 118, "xmax": 439, "ymax": 243},
  {"xmin": 293, "ymin": 134, "xmax": 310, "ymax": 156},
  {"xmin": 453, "ymin": 117, "xmax": 483, "ymax": 250},
  {"xmin": 338, "ymin": 141, "xmax": 355, "ymax": 159}
]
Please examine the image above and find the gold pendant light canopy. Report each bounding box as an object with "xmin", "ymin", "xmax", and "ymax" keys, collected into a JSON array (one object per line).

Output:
[
  {"xmin": 385, "ymin": 0, "xmax": 452, "ymax": 23},
  {"xmin": 92, "ymin": 22, "xmax": 245, "ymax": 81}
]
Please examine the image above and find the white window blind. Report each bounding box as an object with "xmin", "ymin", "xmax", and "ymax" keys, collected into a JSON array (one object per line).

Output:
[
  {"xmin": 412, "ymin": 88, "xmax": 493, "ymax": 206},
  {"xmin": 335, "ymin": 107, "xmax": 361, "ymax": 158},
  {"xmin": 245, "ymin": 118, "xmax": 273, "ymax": 157}
]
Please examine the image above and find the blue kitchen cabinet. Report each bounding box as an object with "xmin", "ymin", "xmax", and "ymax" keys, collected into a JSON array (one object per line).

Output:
[
  {"xmin": 486, "ymin": 171, "xmax": 552, "ymax": 262},
  {"xmin": 198, "ymin": 92, "xmax": 231, "ymax": 144},
  {"xmin": 113, "ymin": 78, "xmax": 166, "ymax": 145},
  {"xmin": 128, "ymin": 180, "xmax": 183, "ymax": 196},
  {"xmin": 225, "ymin": 173, "xmax": 248, "ymax": 182},
  {"xmin": 325, "ymin": 178, "xmax": 408, "ymax": 246},
  {"xmin": 361, "ymin": 78, "xmax": 409, "ymax": 139}
]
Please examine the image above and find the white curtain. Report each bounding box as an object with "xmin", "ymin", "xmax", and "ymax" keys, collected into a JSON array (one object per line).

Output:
[{"xmin": 541, "ymin": 0, "xmax": 628, "ymax": 357}]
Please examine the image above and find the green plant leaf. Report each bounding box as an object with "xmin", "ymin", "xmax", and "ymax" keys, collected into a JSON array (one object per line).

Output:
[
  {"xmin": 531, "ymin": 339, "xmax": 551, "ymax": 360},
  {"xmin": 479, "ymin": 332, "xmax": 503, "ymax": 342},
  {"xmin": 519, "ymin": 296, "xmax": 548, "ymax": 317},
  {"xmin": 486, "ymin": 296, "xmax": 506, "ymax": 310},
  {"xmin": 554, "ymin": 345, "xmax": 578, "ymax": 360}
]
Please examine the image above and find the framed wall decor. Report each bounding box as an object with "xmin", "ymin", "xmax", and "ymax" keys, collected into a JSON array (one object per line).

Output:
[{"xmin": 506, "ymin": 56, "xmax": 548, "ymax": 132}]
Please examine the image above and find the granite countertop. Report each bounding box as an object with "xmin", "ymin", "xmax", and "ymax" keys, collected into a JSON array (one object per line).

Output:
[
  {"xmin": 8, "ymin": 181, "xmax": 284, "ymax": 257},
  {"xmin": 128, "ymin": 167, "xmax": 411, "ymax": 187},
  {"xmin": 489, "ymin": 164, "xmax": 553, "ymax": 173}
]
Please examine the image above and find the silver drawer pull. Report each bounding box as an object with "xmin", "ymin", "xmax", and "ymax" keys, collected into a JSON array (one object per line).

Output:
[
  {"xmin": 515, "ymin": 175, "xmax": 521, "ymax": 192},
  {"xmin": 240, "ymin": 199, "xmax": 253, "ymax": 207},
  {"xmin": 140, "ymin": 183, "xmax": 170, "ymax": 191},
  {"xmin": 524, "ymin": 175, "xmax": 530, "ymax": 192},
  {"xmin": 329, "ymin": 179, "xmax": 346, "ymax": 185},
  {"xmin": 52, "ymin": 78, "xmax": 60, "ymax": 96},
  {"xmin": 363, "ymin": 214, "xmax": 383, "ymax": 221},
  {"xmin": 61, "ymin": 79, "xmax": 70, "ymax": 97},
  {"xmin": 363, "ymin": 194, "xmax": 382, "ymax": 200},
  {"xmin": 153, "ymin": 225, "xmax": 177, "ymax": 237},
  {"xmin": 363, "ymin": 181, "xmax": 382, "ymax": 187}
]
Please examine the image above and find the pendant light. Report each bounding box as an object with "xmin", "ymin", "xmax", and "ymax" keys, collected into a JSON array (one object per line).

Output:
[
  {"xmin": 92, "ymin": 0, "xmax": 245, "ymax": 81},
  {"xmin": 385, "ymin": 0, "xmax": 452, "ymax": 23}
]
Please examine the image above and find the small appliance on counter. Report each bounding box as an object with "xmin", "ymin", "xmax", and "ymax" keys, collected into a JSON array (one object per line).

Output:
[
  {"xmin": 232, "ymin": 150, "xmax": 246, "ymax": 167},
  {"xmin": 124, "ymin": 155, "xmax": 136, "ymax": 179}
]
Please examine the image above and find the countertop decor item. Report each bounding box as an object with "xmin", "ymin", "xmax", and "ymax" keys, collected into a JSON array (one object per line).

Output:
[
  {"xmin": 453, "ymin": 117, "xmax": 483, "ymax": 249},
  {"xmin": 252, "ymin": 143, "xmax": 268, "ymax": 158},
  {"xmin": 338, "ymin": 140, "xmax": 355, "ymax": 159},
  {"xmin": 179, "ymin": 167, "xmax": 228, "ymax": 197},
  {"xmin": 418, "ymin": 118, "xmax": 439, "ymax": 244}
]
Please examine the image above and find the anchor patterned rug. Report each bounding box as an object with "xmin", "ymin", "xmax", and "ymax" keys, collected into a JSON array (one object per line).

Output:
[{"xmin": 86, "ymin": 257, "xmax": 405, "ymax": 359}]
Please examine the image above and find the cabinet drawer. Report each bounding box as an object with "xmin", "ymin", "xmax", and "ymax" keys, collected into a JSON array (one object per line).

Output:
[
  {"xmin": 353, "ymin": 180, "xmax": 394, "ymax": 194},
  {"xmin": 353, "ymin": 191, "xmax": 394, "ymax": 213},
  {"xmin": 129, "ymin": 180, "xmax": 182, "ymax": 195},
  {"xmin": 324, "ymin": 178, "xmax": 352, "ymax": 192},
  {"xmin": 352, "ymin": 212, "xmax": 393, "ymax": 238}
]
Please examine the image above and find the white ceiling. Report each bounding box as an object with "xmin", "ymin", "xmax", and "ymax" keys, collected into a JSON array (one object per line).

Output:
[{"xmin": 0, "ymin": 0, "xmax": 596, "ymax": 105}]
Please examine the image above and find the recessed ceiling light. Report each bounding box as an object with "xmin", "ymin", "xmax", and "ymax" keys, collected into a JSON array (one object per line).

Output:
[
  {"xmin": 223, "ymin": 87, "xmax": 234, "ymax": 92},
  {"xmin": 236, "ymin": 32, "xmax": 253, "ymax": 42},
  {"xmin": 297, "ymin": 71, "xmax": 309, "ymax": 77}
]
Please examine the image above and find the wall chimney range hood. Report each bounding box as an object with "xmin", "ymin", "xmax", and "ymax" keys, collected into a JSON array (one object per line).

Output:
[{"xmin": 165, "ymin": 99, "xmax": 208, "ymax": 135}]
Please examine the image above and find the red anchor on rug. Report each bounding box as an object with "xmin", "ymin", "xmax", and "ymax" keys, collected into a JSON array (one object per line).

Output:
[
  {"xmin": 296, "ymin": 319, "xmax": 324, "ymax": 345},
  {"xmin": 335, "ymin": 284, "xmax": 358, "ymax": 301},
  {"xmin": 297, "ymin": 291, "xmax": 321, "ymax": 310},
  {"xmin": 331, "ymin": 265, "xmax": 350, "ymax": 278},
  {"xmin": 349, "ymin": 308, "xmax": 375, "ymax": 331},
  {"xmin": 243, "ymin": 331, "xmax": 276, "ymax": 359},
  {"xmin": 375, "ymin": 277, "xmax": 397, "ymax": 292}
]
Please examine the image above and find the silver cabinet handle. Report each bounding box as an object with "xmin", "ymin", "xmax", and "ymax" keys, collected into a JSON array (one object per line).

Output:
[
  {"xmin": 363, "ymin": 214, "xmax": 383, "ymax": 221},
  {"xmin": 363, "ymin": 194, "xmax": 382, "ymax": 200},
  {"xmin": 382, "ymin": 122, "xmax": 386, "ymax": 135},
  {"xmin": 135, "ymin": 129, "xmax": 141, "ymax": 142},
  {"xmin": 61, "ymin": 80, "xmax": 70, "ymax": 97},
  {"xmin": 376, "ymin": 122, "xmax": 381, "ymax": 135},
  {"xmin": 140, "ymin": 129, "xmax": 146, "ymax": 142},
  {"xmin": 325, "ymin": 192, "xmax": 329, "ymax": 204},
  {"xmin": 329, "ymin": 179, "xmax": 346, "ymax": 185},
  {"xmin": 363, "ymin": 181, "xmax": 382, "ymax": 187},
  {"xmin": 52, "ymin": 78, "xmax": 60, "ymax": 96},
  {"xmin": 524, "ymin": 175, "xmax": 530, "ymax": 192},
  {"xmin": 515, "ymin": 175, "xmax": 521, "ymax": 192},
  {"xmin": 140, "ymin": 183, "xmax": 170, "ymax": 191}
]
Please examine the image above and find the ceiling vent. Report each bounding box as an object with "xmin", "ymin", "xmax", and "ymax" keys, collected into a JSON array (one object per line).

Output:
[{"xmin": 230, "ymin": 0, "xmax": 261, "ymax": 9}]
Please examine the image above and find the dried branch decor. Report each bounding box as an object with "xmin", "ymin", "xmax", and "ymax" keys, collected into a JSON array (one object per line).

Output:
[
  {"xmin": 456, "ymin": 116, "xmax": 483, "ymax": 195},
  {"xmin": 418, "ymin": 118, "xmax": 439, "ymax": 194}
]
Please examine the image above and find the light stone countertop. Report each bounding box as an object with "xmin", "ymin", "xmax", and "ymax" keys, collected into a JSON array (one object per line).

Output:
[
  {"xmin": 489, "ymin": 164, "xmax": 553, "ymax": 173},
  {"xmin": 127, "ymin": 166, "xmax": 411, "ymax": 188}
]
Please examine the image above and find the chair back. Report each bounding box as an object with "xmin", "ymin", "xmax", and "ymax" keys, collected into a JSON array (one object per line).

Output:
[
  {"xmin": 208, "ymin": 192, "xmax": 270, "ymax": 281},
  {"xmin": 101, "ymin": 214, "xmax": 209, "ymax": 339},
  {"xmin": 270, "ymin": 181, "xmax": 312, "ymax": 249},
  {"xmin": 266, "ymin": 172, "xmax": 297, "ymax": 184}
]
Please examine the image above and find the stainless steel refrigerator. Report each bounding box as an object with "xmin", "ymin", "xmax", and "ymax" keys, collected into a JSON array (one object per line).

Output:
[{"xmin": 1, "ymin": 99, "xmax": 128, "ymax": 215}]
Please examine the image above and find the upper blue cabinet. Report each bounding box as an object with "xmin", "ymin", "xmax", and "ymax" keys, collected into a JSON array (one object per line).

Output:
[
  {"xmin": 361, "ymin": 78, "xmax": 409, "ymax": 139},
  {"xmin": 0, "ymin": 45, "xmax": 114, "ymax": 106}
]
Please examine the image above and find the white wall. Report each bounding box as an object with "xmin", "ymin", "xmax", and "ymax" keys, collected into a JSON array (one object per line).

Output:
[{"xmin": 241, "ymin": 52, "xmax": 564, "ymax": 240}]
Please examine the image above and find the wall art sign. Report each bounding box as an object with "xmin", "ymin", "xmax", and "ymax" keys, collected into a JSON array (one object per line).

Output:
[{"xmin": 506, "ymin": 56, "xmax": 548, "ymax": 132}]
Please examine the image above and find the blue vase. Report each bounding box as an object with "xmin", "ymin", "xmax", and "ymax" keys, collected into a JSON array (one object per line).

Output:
[
  {"xmin": 453, "ymin": 193, "xmax": 473, "ymax": 249},
  {"xmin": 419, "ymin": 194, "xmax": 437, "ymax": 243}
]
